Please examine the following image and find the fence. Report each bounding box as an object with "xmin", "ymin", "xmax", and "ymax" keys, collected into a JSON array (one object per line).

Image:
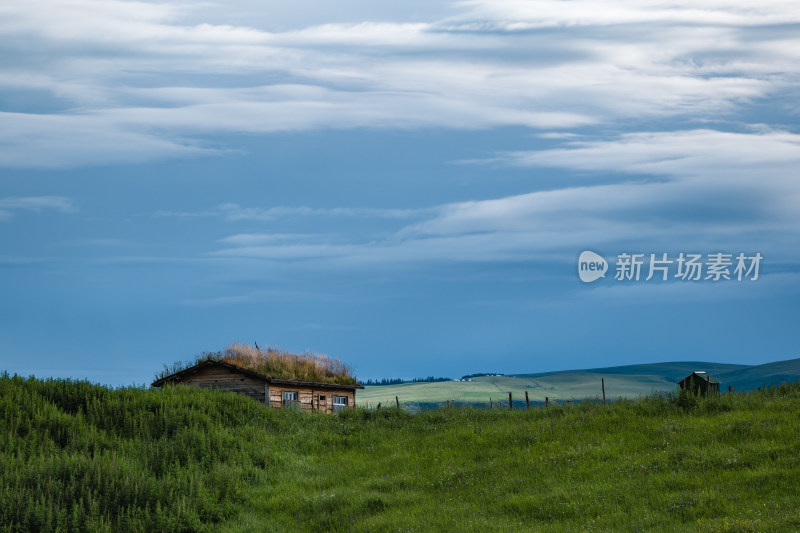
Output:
[{"xmin": 364, "ymin": 379, "xmax": 613, "ymax": 412}]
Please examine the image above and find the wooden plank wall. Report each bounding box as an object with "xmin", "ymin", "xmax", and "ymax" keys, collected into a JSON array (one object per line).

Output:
[
  {"xmin": 268, "ymin": 386, "xmax": 356, "ymax": 413},
  {"xmin": 179, "ymin": 367, "xmax": 266, "ymax": 403},
  {"xmin": 170, "ymin": 366, "xmax": 358, "ymax": 412}
]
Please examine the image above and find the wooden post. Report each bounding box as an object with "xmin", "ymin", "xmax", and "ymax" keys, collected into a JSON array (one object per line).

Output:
[
  {"xmin": 525, "ymin": 390, "xmax": 530, "ymax": 409},
  {"xmin": 728, "ymin": 386, "xmax": 731, "ymax": 394},
  {"xmin": 602, "ymin": 378, "xmax": 606, "ymax": 405},
  {"xmin": 395, "ymin": 396, "xmax": 400, "ymax": 409},
  {"xmin": 508, "ymin": 392, "xmax": 513, "ymax": 410},
  {"xmin": 545, "ymin": 396, "xmax": 549, "ymax": 408},
  {"xmin": 489, "ymin": 398, "xmax": 492, "ymax": 409},
  {"xmin": 377, "ymin": 402, "xmax": 381, "ymax": 410}
]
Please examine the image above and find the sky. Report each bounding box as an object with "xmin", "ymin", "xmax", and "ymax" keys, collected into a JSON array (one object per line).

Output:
[{"xmin": 1, "ymin": 0, "xmax": 799, "ymax": 386}]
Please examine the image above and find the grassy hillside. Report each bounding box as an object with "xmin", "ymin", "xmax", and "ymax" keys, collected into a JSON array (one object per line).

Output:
[
  {"xmin": 715, "ymin": 358, "xmax": 800, "ymax": 391},
  {"xmin": 361, "ymin": 359, "xmax": 800, "ymax": 406},
  {"xmin": 3, "ymin": 371, "xmax": 800, "ymax": 531},
  {"xmin": 360, "ymin": 373, "xmax": 674, "ymax": 407},
  {"xmin": 514, "ymin": 361, "xmax": 749, "ymax": 379}
]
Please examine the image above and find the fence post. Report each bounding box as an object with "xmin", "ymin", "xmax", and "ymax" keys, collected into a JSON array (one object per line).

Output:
[
  {"xmin": 489, "ymin": 398, "xmax": 492, "ymax": 409},
  {"xmin": 377, "ymin": 402, "xmax": 381, "ymax": 410},
  {"xmin": 508, "ymin": 392, "xmax": 513, "ymax": 410},
  {"xmin": 602, "ymin": 378, "xmax": 606, "ymax": 405},
  {"xmin": 525, "ymin": 390, "xmax": 530, "ymax": 409},
  {"xmin": 396, "ymin": 396, "xmax": 400, "ymax": 409},
  {"xmin": 545, "ymin": 396, "xmax": 549, "ymax": 408}
]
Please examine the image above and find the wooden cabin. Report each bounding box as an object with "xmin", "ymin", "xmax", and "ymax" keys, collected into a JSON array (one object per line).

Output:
[
  {"xmin": 678, "ymin": 371, "xmax": 720, "ymax": 396},
  {"xmin": 151, "ymin": 360, "xmax": 363, "ymax": 413}
]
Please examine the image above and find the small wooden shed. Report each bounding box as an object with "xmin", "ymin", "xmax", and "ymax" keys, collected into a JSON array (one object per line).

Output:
[
  {"xmin": 678, "ymin": 371, "xmax": 720, "ymax": 396},
  {"xmin": 151, "ymin": 360, "xmax": 363, "ymax": 413}
]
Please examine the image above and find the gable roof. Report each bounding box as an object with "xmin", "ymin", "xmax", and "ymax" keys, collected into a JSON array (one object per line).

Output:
[
  {"xmin": 151, "ymin": 360, "xmax": 266, "ymax": 387},
  {"xmin": 678, "ymin": 371, "xmax": 720, "ymax": 384},
  {"xmin": 151, "ymin": 360, "xmax": 363, "ymax": 389}
]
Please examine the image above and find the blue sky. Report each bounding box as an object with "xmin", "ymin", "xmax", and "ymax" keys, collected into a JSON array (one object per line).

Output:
[{"xmin": 1, "ymin": 0, "xmax": 799, "ymax": 385}]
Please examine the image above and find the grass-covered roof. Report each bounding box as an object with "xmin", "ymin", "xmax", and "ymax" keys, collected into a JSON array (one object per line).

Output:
[{"xmin": 156, "ymin": 343, "xmax": 358, "ymax": 386}]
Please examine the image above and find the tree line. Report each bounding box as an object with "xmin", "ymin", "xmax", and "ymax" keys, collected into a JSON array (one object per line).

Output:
[{"xmin": 361, "ymin": 376, "xmax": 452, "ymax": 386}]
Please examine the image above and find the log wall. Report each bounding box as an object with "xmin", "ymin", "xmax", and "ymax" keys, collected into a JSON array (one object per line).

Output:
[
  {"xmin": 268, "ymin": 385, "xmax": 356, "ymax": 413},
  {"xmin": 167, "ymin": 364, "xmax": 357, "ymax": 412},
  {"xmin": 178, "ymin": 366, "xmax": 266, "ymax": 403}
]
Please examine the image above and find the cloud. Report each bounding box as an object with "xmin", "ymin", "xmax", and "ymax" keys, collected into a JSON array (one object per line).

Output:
[
  {"xmin": 216, "ymin": 203, "xmax": 433, "ymax": 221},
  {"xmin": 576, "ymin": 271, "xmax": 800, "ymax": 304},
  {"xmin": 487, "ymin": 129, "xmax": 800, "ymax": 222},
  {"xmin": 156, "ymin": 203, "xmax": 434, "ymax": 221},
  {"xmin": 499, "ymin": 129, "xmax": 800, "ymax": 178},
  {"xmin": 0, "ymin": 195, "xmax": 76, "ymax": 220},
  {"xmin": 218, "ymin": 233, "xmax": 323, "ymax": 246},
  {"xmin": 0, "ymin": 112, "xmax": 216, "ymax": 168},
  {"xmin": 411, "ymin": 129, "xmax": 800, "ymax": 250},
  {"xmin": 449, "ymin": 0, "xmax": 800, "ymax": 29},
  {"xmin": 208, "ymin": 128, "xmax": 800, "ymax": 267},
  {"xmin": 1, "ymin": 0, "xmax": 798, "ymax": 167}
]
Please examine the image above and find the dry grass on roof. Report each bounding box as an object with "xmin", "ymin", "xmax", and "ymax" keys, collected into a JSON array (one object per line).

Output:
[
  {"xmin": 156, "ymin": 343, "xmax": 358, "ymax": 386},
  {"xmin": 220, "ymin": 343, "xmax": 357, "ymax": 385},
  {"xmin": 153, "ymin": 343, "xmax": 355, "ymax": 386}
]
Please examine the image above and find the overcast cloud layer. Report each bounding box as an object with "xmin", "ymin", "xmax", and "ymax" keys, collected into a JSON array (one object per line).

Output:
[
  {"xmin": 2, "ymin": 0, "xmax": 798, "ymax": 166},
  {"xmin": 1, "ymin": 0, "xmax": 799, "ymax": 382},
  {"xmin": 5, "ymin": 0, "xmax": 796, "ymax": 256}
]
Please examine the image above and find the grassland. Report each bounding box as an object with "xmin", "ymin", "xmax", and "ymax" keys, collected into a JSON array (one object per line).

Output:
[
  {"xmin": 2, "ymin": 371, "xmax": 800, "ymax": 532},
  {"xmin": 360, "ymin": 358, "xmax": 800, "ymax": 406},
  {"xmin": 359, "ymin": 373, "xmax": 675, "ymax": 407}
]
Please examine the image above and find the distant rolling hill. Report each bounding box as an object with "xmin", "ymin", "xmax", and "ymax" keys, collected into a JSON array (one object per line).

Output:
[
  {"xmin": 714, "ymin": 359, "xmax": 800, "ymax": 391},
  {"xmin": 359, "ymin": 358, "xmax": 800, "ymax": 407}
]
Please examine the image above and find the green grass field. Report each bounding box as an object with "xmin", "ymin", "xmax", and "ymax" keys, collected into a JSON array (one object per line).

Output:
[
  {"xmin": 2, "ymin": 371, "xmax": 800, "ymax": 531},
  {"xmin": 360, "ymin": 359, "xmax": 800, "ymax": 406},
  {"xmin": 359, "ymin": 373, "xmax": 676, "ymax": 407}
]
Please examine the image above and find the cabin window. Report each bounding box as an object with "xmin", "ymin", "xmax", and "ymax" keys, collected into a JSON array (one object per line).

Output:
[
  {"xmin": 333, "ymin": 395, "xmax": 348, "ymax": 412},
  {"xmin": 319, "ymin": 395, "xmax": 326, "ymax": 401},
  {"xmin": 282, "ymin": 391, "xmax": 300, "ymax": 410}
]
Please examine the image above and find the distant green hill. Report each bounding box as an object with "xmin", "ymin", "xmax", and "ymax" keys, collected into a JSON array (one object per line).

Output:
[
  {"xmin": 359, "ymin": 358, "xmax": 800, "ymax": 406},
  {"xmin": 513, "ymin": 361, "xmax": 748, "ymax": 380},
  {"xmin": 714, "ymin": 358, "xmax": 800, "ymax": 391}
]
